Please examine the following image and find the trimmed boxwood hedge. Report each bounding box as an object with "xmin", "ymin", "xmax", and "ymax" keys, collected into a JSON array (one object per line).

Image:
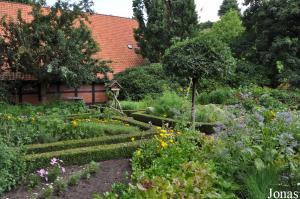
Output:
[
  {"xmin": 132, "ymin": 112, "xmax": 177, "ymax": 127},
  {"xmin": 112, "ymin": 116, "xmax": 153, "ymax": 130},
  {"xmin": 26, "ymin": 140, "xmax": 148, "ymax": 171},
  {"xmin": 131, "ymin": 112, "xmax": 222, "ymax": 134},
  {"xmin": 26, "ymin": 131, "xmax": 155, "ymax": 154}
]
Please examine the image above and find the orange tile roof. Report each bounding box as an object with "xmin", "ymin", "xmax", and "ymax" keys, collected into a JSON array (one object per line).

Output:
[{"xmin": 0, "ymin": 1, "xmax": 145, "ymax": 80}]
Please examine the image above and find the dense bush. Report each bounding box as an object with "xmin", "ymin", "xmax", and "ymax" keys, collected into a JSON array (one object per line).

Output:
[
  {"xmin": 0, "ymin": 139, "xmax": 26, "ymax": 195},
  {"xmin": 230, "ymin": 60, "xmax": 271, "ymax": 87},
  {"xmin": 114, "ymin": 63, "xmax": 171, "ymax": 100}
]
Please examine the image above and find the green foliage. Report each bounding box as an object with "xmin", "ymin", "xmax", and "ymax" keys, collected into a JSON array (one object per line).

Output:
[
  {"xmin": 25, "ymin": 141, "xmax": 145, "ymax": 171},
  {"xmin": 26, "ymin": 131, "xmax": 154, "ymax": 154},
  {"xmin": 163, "ymin": 35, "xmax": 235, "ymax": 126},
  {"xmin": 230, "ymin": 59, "xmax": 271, "ymax": 86},
  {"xmin": 120, "ymin": 101, "xmax": 148, "ymax": 111},
  {"xmin": 196, "ymin": 104, "xmax": 230, "ymax": 123},
  {"xmin": 133, "ymin": 0, "xmax": 198, "ymax": 62},
  {"xmin": 152, "ymin": 91, "xmax": 186, "ymax": 119},
  {"xmin": 114, "ymin": 63, "xmax": 170, "ymax": 100},
  {"xmin": 0, "ymin": 139, "xmax": 26, "ymax": 195},
  {"xmin": 26, "ymin": 173, "xmax": 41, "ymax": 189},
  {"xmin": 54, "ymin": 178, "xmax": 67, "ymax": 194},
  {"xmin": 47, "ymin": 165, "xmax": 61, "ymax": 182},
  {"xmin": 0, "ymin": 0, "xmax": 111, "ymax": 89},
  {"xmin": 105, "ymin": 107, "xmax": 300, "ymax": 198},
  {"xmin": 86, "ymin": 161, "xmax": 100, "ymax": 174},
  {"xmin": 163, "ymin": 36, "xmax": 235, "ymax": 82},
  {"xmin": 64, "ymin": 121, "xmax": 140, "ymax": 140},
  {"xmin": 241, "ymin": 0, "xmax": 300, "ymax": 85},
  {"xmin": 68, "ymin": 172, "xmax": 82, "ymax": 186},
  {"xmin": 207, "ymin": 10, "xmax": 245, "ymax": 45},
  {"xmin": 197, "ymin": 87, "xmax": 236, "ymax": 105},
  {"xmin": 40, "ymin": 185, "xmax": 54, "ymax": 199},
  {"xmin": 112, "ymin": 116, "xmax": 153, "ymax": 130},
  {"xmin": 244, "ymin": 166, "xmax": 279, "ymax": 199},
  {"xmin": 218, "ymin": 0, "xmax": 241, "ymax": 16},
  {"xmin": 0, "ymin": 82, "xmax": 14, "ymax": 103}
]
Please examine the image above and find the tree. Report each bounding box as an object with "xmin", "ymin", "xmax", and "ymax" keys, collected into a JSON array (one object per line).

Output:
[
  {"xmin": 240, "ymin": 0, "xmax": 300, "ymax": 85},
  {"xmin": 163, "ymin": 36, "xmax": 235, "ymax": 128},
  {"xmin": 218, "ymin": 0, "xmax": 240, "ymax": 16},
  {"xmin": 204, "ymin": 10, "xmax": 245, "ymax": 45},
  {"xmin": 0, "ymin": 0, "xmax": 110, "ymax": 102},
  {"xmin": 133, "ymin": 0, "xmax": 198, "ymax": 62}
]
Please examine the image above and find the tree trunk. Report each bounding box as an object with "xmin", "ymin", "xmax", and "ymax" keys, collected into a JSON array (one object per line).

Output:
[
  {"xmin": 191, "ymin": 78, "xmax": 197, "ymax": 130},
  {"xmin": 40, "ymin": 82, "xmax": 48, "ymax": 104}
]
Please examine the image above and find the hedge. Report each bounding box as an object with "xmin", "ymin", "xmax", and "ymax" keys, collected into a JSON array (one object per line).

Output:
[
  {"xmin": 26, "ymin": 140, "xmax": 148, "ymax": 171},
  {"xmin": 131, "ymin": 112, "xmax": 222, "ymax": 134},
  {"xmin": 112, "ymin": 116, "xmax": 153, "ymax": 130},
  {"xmin": 26, "ymin": 131, "xmax": 154, "ymax": 154}
]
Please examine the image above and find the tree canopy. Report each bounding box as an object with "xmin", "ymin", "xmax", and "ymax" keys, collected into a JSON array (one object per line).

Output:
[
  {"xmin": 240, "ymin": 0, "xmax": 300, "ymax": 85},
  {"xmin": 0, "ymin": 0, "xmax": 110, "ymax": 91},
  {"xmin": 202, "ymin": 10, "xmax": 245, "ymax": 45},
  {"xmin": 218, "ymin": 0, "xmax": 240, "ymax": 16},
  {"xmin": 133, "ymin": 0, "xmax": 198, "ymax": 63},
  {"xmin": 163, "ymin": 36, "xmax": 235, "ymax": 127}
]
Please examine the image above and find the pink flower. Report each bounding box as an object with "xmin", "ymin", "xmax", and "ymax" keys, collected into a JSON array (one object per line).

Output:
[
  {"xmin": 37, "ymin": 169, "xmax": 47, "ymax": 177},
  {"xmin": 61, "ymin": 167, "xmax": 66, "ymax": 173},
  {"xmin": 50, "ymin": 158, "xmax": 58, "ymax": 165}
]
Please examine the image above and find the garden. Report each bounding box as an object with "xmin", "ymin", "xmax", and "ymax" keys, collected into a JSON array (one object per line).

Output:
[{"xmin": 1, "ymin": 0, "xmax": 300, "ymax": 198}]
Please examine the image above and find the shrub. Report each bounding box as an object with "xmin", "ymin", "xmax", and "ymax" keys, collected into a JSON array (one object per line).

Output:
[
  {"xmin": 54, "ymin": 178, "xmax": 67, "ymax": 194},
  {"xmin": 114, "ymin": 63, "xmax": 171, "ymax": 100},
  {"xmin": 26, "ymin": 131, "xmax": 154, "ymax": 154},
  {"xmin": 0, "ymin": 139, "xmax": 26, "ymax": 195},
  {"xmin": 196, "ymin": 104, "xmax": 230, "ymax": 123},
  {"xmin": 152, "ymin": 91, "xmax": 187, "ymax": 119},
  {"xmin": 26, "ymin": 141, "xmax": 146, "ymax": 171},
  {"xmin": 230, "ymin": 60, "xmax": 271, "ymax": 87},
  {"xmin": 68, "ymin": 172, "xmax": 82, "ymax": 186},
  {"xmin": 120, "ymin": 101, "xmax": 147, "ymax": 111},
  {"xmin": 197, "ymin": 87, "xmax": 236, "ymax": 105}
]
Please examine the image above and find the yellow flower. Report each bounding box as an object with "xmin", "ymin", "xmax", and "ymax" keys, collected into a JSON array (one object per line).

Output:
[
  {"xmin": 131, "ymin": 137, "xmax": 135, "ymax": 142},
  {"xmin": 72, "ymin": 121, "xmax": 78, "ymax": 128},
  {"xmin": 125, "ymin": 124, "xmax": 130, "ymax": 126},
  {"xmin": 270, "ymin": 110, "xmax": 276, "ymax": 118},
  {"xmin": 156, "ymin": 127, "xmax": 161, "ymax": 130},
  {"xmin": 160, "ymin": 129, "xmax": 167, "ymax": 133},
  {"xmin": 136, "ymin": 149, "xmax": 142, "ymax": 156},
  {"xmin": 169, "ymin": 139, "xmax": 174, "ymax": 143},
  {"xmin": 160, "ymin": 141, "xmax": 168, "ymax": 148}
]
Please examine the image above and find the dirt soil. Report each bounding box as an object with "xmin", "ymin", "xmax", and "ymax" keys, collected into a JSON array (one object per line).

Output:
[{"xmin": 3, "ymin": 159, "xmax": 131, "ymax": 199}]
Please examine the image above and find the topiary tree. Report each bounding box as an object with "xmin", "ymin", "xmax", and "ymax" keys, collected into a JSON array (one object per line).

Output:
[{"xmin": 163, "ymin": 36, "xmax": 235, "ymax": 128}]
